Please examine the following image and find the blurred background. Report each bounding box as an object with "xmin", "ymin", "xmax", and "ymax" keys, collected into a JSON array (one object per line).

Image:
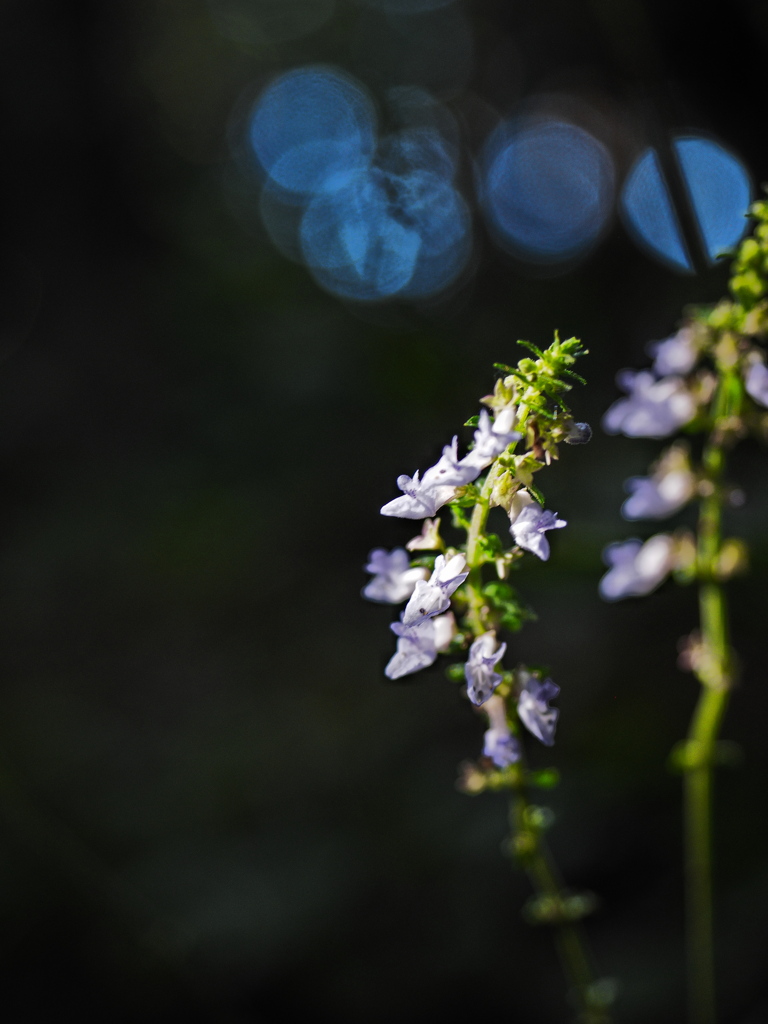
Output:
[{"xmin": 1, "ymin": 0, "xmax": 768, "ymax": 1021}]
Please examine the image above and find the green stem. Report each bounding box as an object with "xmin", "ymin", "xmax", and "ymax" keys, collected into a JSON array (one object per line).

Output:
[
  {"xmin": 682, "ymin": 379, "xmax": 736, "ymax": 1024},
  {"xmin": 464, "ymin": 457, "xmax": 605, "ymax": 1019},
  {"xmin": 464, "ymin": 463, "xmax": 500, "ymax": 634},
  {"xmin": 512, "ymin": 789, "xmax": 607, "ymax": 1023}
]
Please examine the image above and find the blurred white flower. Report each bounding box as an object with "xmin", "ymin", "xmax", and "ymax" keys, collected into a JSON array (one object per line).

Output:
[
  {"xmin": 405, "ymin": 518, "xmax": 442, "ymax": 551},
  {"xmin": 745, "ymin": 358, "xmax": 768, "ymax": 408},
  {"xmin": 622, "ymin": 445, "xmax": 696, "ymax": 520},
  {"xmin": 482, "ymin": 694, "xmax": 520, "ymax": 767},
  {"xmin": 648, "ymin": 327, "xmax": 697, "ymax": 377},
  {"xmin": 599, "ymin": 534, "xmax": 675, "ymax": 601},
  {"xmin": 465, "ymin": 631, "xmax": 507, "ymax": 706},
  {"xmin": 385, "ymin": 611, "xmax": 457, "ymax": 679},
  {"xmin": 362, "ymin": 548, "xmax": 428, "ymax": 603},
  {"xmin": 517, "ymin": 671, "xmax": 560, "ymax": 746},
  {"xmin": 433, "ymin": 611, "xmax": 457, "ymax": 652},
  {"xmin": 603, "ymin": 370, "xmax": 696, "ymax": 439}
]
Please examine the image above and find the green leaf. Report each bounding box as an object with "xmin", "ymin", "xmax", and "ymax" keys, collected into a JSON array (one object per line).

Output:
[
  {"xmin": 477, "ymin": 532, "xmax": 504, "ymax": 560},
  {"xmin": 516, "ymin": 339, "xmax": 546, "ymax": 359},
  {"xmin": 450, "ymin": 505, "xmax": 472, "ymax": 531},
  {"xmin": 463, "ymin": 415, "xmax": 480, "ymax": 427},
  {"xmin": 526, "ymin": 481, "xmax": 546, "ymax": 505}
]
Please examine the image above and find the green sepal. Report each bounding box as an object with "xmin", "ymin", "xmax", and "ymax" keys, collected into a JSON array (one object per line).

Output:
[
  {"xmin": 449, "ymin": 483, "xmax": 482, "ymax": 507},
  {"xmin": 481, "ymin": 580, "xmax": 536, "ymax": 632},
  {"xmin": 463, "ymin": 415, "xmax": 480, "ymax": 427}
]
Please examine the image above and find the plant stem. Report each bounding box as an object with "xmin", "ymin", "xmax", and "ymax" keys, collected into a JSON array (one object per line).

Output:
[
  {"xmin": 683, "ymin": 381, "xmax": 735, "ymax": 1024},
  {"xmin": 511, "ymin": 789, "xmax": 608, "ymax": 1023},
  {"xmin": 464, "ymin": 464, "xmax": 500, "ymax": 633},
  {"xmin": 465, "ymin": 461, "xmax": 606, "ymax": 1019}
]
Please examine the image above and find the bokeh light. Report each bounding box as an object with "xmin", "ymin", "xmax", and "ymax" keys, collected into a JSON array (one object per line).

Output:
[
  {"xmin": 244, "ymin": 66, "xmax": 471, "ymax": 302},
  {"xmin": 621, "ymin": 136, "xmax": 751, "ymax": 272},
  {"xmin": 479, "ymin": 118, "xmax": 615, "ymax": 264},
  {"xmin": 300, "ymin": 135, "xmax": 471, "ymax": 301},
  {"xmin": 620, "ymin": 148, "xmax": 691, "ymax": 272},
  {"xmin": 676, "ymin": 137, "xmax": 752, "ymax": 261},
  {"xmin": 248, "ymin": 66, "xmax": 376, "ymax": 196}
]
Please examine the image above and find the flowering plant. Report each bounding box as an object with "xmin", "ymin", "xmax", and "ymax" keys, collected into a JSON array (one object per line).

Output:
[
  {"xmin": 365, "ymin": 336, "xmax": 613, "ymax": 1023},
  {"xmin": 601, "ymin": 199, "xmax": 768, "ymax": 1024}
]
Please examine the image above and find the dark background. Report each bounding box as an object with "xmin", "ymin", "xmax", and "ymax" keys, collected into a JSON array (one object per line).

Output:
[{"xmin": 1, "ymin": 1, "xmax": 768, "ymax": 1021}]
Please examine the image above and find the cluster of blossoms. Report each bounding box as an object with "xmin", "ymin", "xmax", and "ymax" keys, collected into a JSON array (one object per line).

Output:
[
  {"xmin": 364, "ymin": 336, "xmax": 589, "ymax": 779},
  {"xmin": 598, "ymin": 260, "xmax": 768, "ymax": 602}
]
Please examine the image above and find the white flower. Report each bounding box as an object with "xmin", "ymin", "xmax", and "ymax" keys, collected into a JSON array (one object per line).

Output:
[
  {"xmin": 622, "ymin": 445, "xmax": 696, "ymax": 520},
  {"xmin": 402, "ymin": 553, "xmax": 469, "ymax": 626},
  {"xmin": 465, "ymin": 631, "xmax": 507, "ymax": 706},
  {"xmin": 598, "ymin": 534, "xmax": 675, "ymax": 601},
  {"xmin": 381, "ymin": 437, "xmax": 476, "ymax": 519},
  {"xmin": 516, "ymin": 671, "xmax": 559, "ymax": 746},
  {"xmin": 482, "ymin": 695, "xmax": 520, "ymax": 767},
  {"xmin": 745, "ymin": 358, "xmax": 768, "ymax": 408},
  {"xmin": 460, "ymin": 406, "xmax": 521, "ymax": 474},
  {"xmin": 405, "ymin": 518, "xmax": 442, "ymax": 551},
  {"xmin": 433, "ymin": 610, "xmax": 457, "ymax": 652},
  {"xmin": 384, "ymin": 611, "xmax": 455, "ymax": 679},
  {"xmin": 508, "ymin": 489, "xmax": 566, "ymax": 561},
  {"xmin": 648, "ymin": 327, "xmax": 698, "ymax": 376},
  {"xmin": 603, "ymin": 370, "xmax": 696, "ymax": 439},
  {"xmin": 362, "ymin": 548, "xmax": 429, "ymax": 604}
]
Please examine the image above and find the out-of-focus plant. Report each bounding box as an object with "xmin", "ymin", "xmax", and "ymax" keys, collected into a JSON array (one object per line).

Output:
[
  {"xmin": 601, "ymin": 200, "xmax": 768, "ymax": 1024},
  {"xmin": 364, "ymin": 337, "xmax": 615, "ymax": 1023}
]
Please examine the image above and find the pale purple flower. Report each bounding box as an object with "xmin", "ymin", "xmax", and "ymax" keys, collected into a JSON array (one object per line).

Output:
[
  {"xmin": 433, "ymin": 610, "xmax": 457, "ymax": 652},
  {"xmin": 599, "ymin": 534, "xmax": 675, "ymax": 601},
  {"xmin": 745, "ymin": 359, "xmax": 768, "ymax": 408},
  {"xmin": 363, "ymin": 548, "xmax": 428, "ymax": 604},
  {"xmin": 460, "ymin": 406, "xmax": 521, "ymax": 474},
  {"xmin": 422, "ymin": 436, "xmax": 477, "ymax": 488},
  {"xmin": 385, "ymin": 611, "xmax": 455, "ymax": 679},
  {"xmin": 465, "ymin": 631, "xmax": 507, "ymax": 706},
  {"xmin": 508, "ymin": 489, "xmax": 566, "ymax": 561},
  {"xmin": 648, "ymin": 327, "xmax": 697, "ymax": 376},
  {"xmin": 381, "ymin": 437, "xmax": 477, "ymax": 519},
  {"xmin": 603, "ymin": 370, "xmax": 696, "ymax": 439},
  {"xmin": 622, "ymin": 473, "xmax": 694, "ymax": 520},
  {"xmin": 482, "ymin": 695, "xmax": 521, "ymax": 767},
  {"xmin": 402, "ymin": 553, "xmax": 469, "ymax": 626},
  {"xmin": 622, "ymin": 445, "xmax": 696, "ymax": 521},
  {"xmin": 517, "ymin": 670, "xmax": 560, "ymax": 746},
  {"xmin": 405, "ymin": 518, "xmax": 442, "ymax": 551}
]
